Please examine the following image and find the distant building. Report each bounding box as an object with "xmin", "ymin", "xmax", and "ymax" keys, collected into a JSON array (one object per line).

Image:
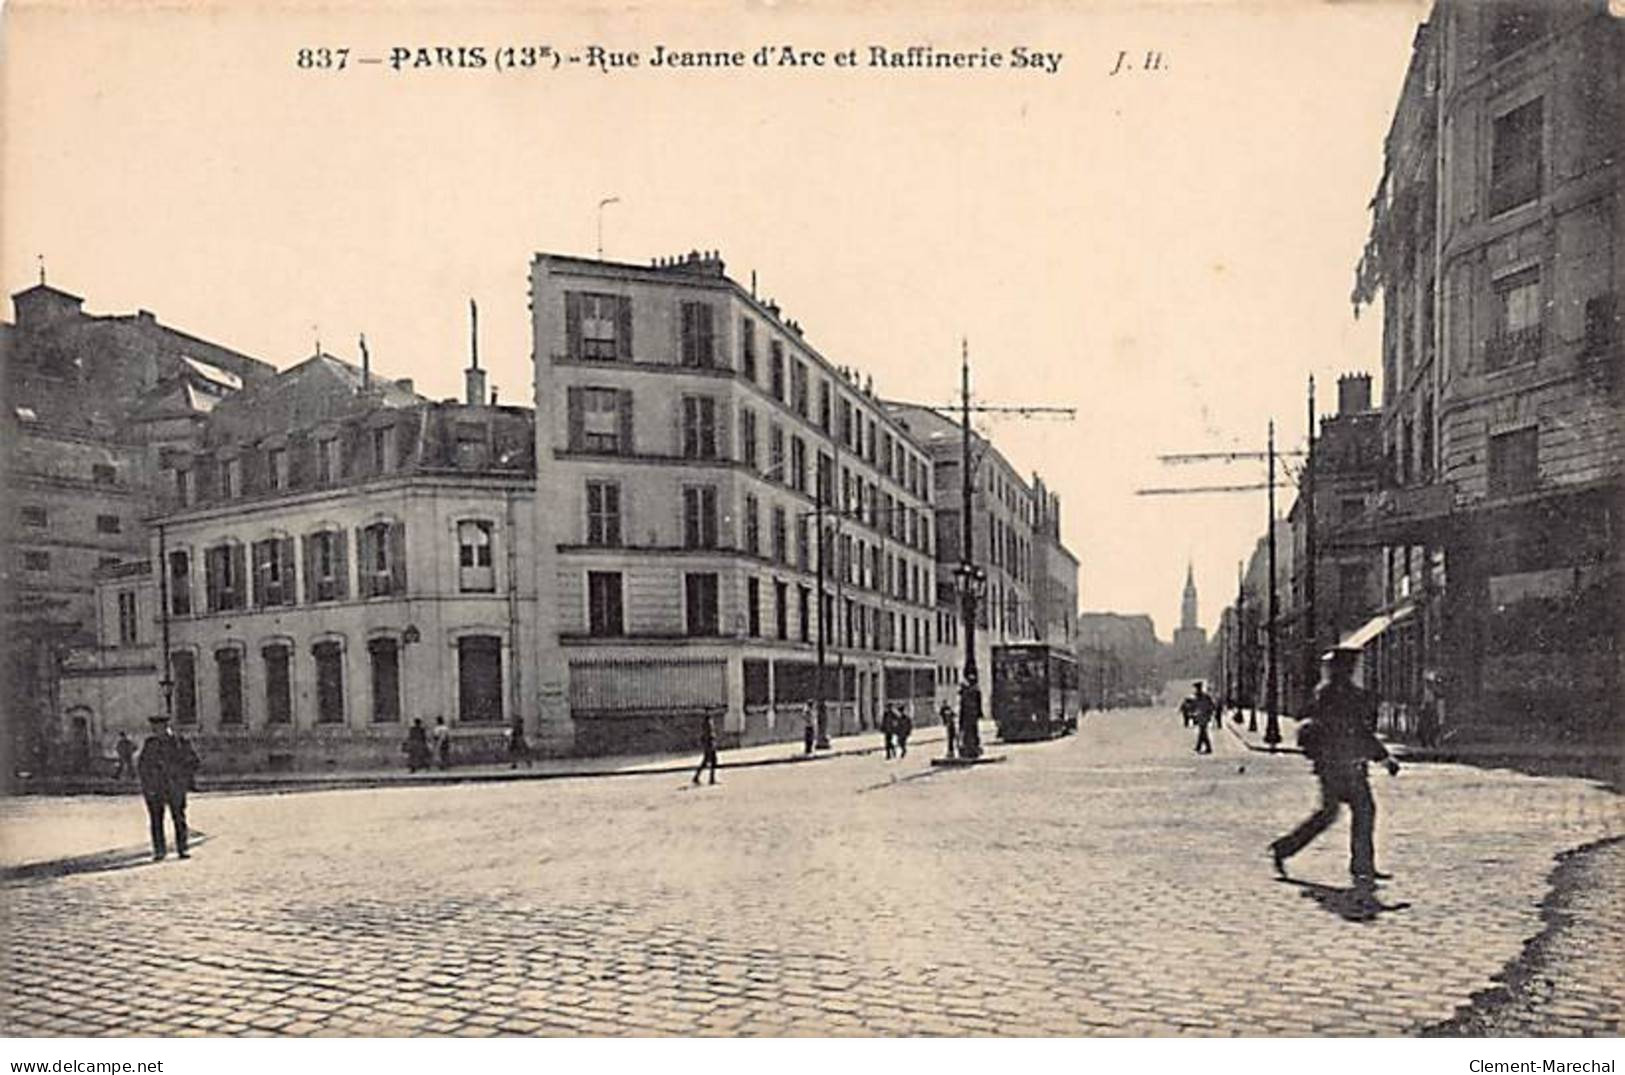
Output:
[
  {"xmin": 886, "ymin": 402, "xmax": 1078, "ymax": 722},
  {"xmin": 1350, "ymin": 1, "xmax": 1623, "ymax": 746},
  {"xmin": 1280, "ymin": 373, "xmax": 1385, "ymax": 713},
  {"xmin": 60, "ymin": 345, "xmax": 539, "ymax": 772},
  {"xmin": 531, "ymin": 251, "xmax": 939, "ymax": 755},
  {"xmin": 3, "ymin": 281, "xmax": 273, "ymax": 776},
  {"xmin": 1076, "ymin": 612, "xmax": 1160, "ymax": 708}
]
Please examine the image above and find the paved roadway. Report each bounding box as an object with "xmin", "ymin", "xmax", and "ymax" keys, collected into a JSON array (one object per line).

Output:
[{"xmin": 2, "ymin": 702, "xmax": 1621, "ymax": 1036}]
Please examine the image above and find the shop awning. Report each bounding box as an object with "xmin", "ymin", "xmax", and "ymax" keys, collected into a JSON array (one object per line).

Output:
[{"xmin": 1337, "ymin": 603, "xmax": 1415, "ymax": 651}]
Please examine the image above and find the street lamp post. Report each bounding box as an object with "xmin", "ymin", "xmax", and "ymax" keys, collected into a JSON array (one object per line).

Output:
[
  {"xmin": 596, "ymin": 196, "xmax": 620, "ymax": 260},
  {"xmin": 1265, "ymin": 420, "xmax": 1282, "ymax": 749},
  {"xmin": 156, "ymin": 522, "xmax": 174, "ymax": 718},
  {"xmin": 956, "ymin": 344, "xmax": 985, "ymax": 759}
]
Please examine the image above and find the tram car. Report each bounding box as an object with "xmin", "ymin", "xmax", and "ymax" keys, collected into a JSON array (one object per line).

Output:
[{"xmin": 991, "ymin": 643, "xmax": 1081, "ymax": 742}]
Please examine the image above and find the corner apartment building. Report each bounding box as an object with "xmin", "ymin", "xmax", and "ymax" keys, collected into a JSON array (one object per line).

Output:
[
  {"xmin": 60, "ymin": 350, "xmax": 539, "ymax": 772},
  {"xmin": 885, "ymin": 403, "xmax": 1078, "ymax": 720},
  {"xmin": 1351, "ymin": 1, "xmax": 1622, "ymax": 745},
  {"xmin": 531, "ymin": 251, "xmax": 938, "ymax": 755},
  {"xmin": 3, "ymin": 282, "xmax": 273, "ymax": 775}
]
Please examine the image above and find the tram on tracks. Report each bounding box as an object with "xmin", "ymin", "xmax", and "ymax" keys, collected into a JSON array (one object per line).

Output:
[{"xmin": 991, "ymin": 643, "xmax": 1082, "ymax": 742}]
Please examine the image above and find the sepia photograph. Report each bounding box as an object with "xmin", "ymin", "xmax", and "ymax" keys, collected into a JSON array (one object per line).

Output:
[{"xmin": 1, "ymin": 0, "xmax": 1621, "ymax": 1059}]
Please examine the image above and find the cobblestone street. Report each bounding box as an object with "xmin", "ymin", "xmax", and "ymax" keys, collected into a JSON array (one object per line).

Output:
[{"xmin": 3, "ymin": 704, "xmax": 1621, "ymax": 1036}]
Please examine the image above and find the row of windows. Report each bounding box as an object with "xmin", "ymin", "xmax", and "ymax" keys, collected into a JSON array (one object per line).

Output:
[
  {"xmin": 561, "ymin": 289, "xmax": 932, "ymax": 493},
  {"xmin": 166, "ymin": 635, "xmax": 504, "ymax": 727},
  {"xmin": 19, "ymin": 549, "xmax": 124, "ymax": 574},
  {"xmin": 564, "ymin": 386, "xmax": 932, "ymax": 543},
  {"xmin": 163, "ymin": 519, "xmax": 497, "ymax": 616},
  {"xmin": 583, "ymin": 570, "xmax": 935, "ymax": 657},
  {"xmin": 168, "ymin": 420, "xmax": 504, "ymax": 507},
  {"xmin": 18, "ymin": 505, "xmax": 124, "ymax": 533}
]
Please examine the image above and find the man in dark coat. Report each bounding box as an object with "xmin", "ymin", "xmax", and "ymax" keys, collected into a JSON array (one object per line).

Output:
[
  {"xmin": 894, "ymin": 705, "xmax": 913, "ymax": 758},
  {"xmin": 940, "ymin": 702, "xmax": 958, "ymax": 759},
  {"xmin": 137, "ymin": 714, "xmax": 200, "ymax": 861},
  {"xmin": 1270, "ymin": 648, "xmax": 1399, "ymax": 884},
  {"xmin": 692, "ymin": 711, "xmax": 719, "ymax": 786},
  {"xmin": 1186, "ymin": 682, "xmax": 1217, "ymax": 754}
]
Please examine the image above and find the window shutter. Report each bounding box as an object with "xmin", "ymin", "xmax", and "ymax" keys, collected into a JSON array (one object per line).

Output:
[
  {"xmin": 617, "ymin": 389, "xmax": 634, "ymax": 455},
  {"xmin": 357, "ymin": 527, "xmax": 373, "ymax": 598},
  {"xmin": 680, "ymin": 303, "xmax": 695, "ymax": 365},
  {"xmin": 252, "ymin": 541, "xmax": 266, "ymax": 607},
  {"xmin": 302, "ymin": 534, "xmax": 317, "ymax": 603},
  {"xmin": 567, "ymin": 387, "xmax": 585, "ymax": 451},
  {"xmin": 230, "ymin": 544, "xmax": 246, "ymax": 608},
  {"xmin": 716, "ymin": 399, "xmax": 732, "ymax": 462},
  {"xmin": 279, "ymin": 537, "xmax": 297, "ymax": 605},
  {"xmin": 565, "ymin": 292, "xmax": 583, "ymax": 360},
  {"xmin": 333, "ymin": 529, "xmax": 349, "ymax": 600},
  {"xmin": 700, "ymin": 305, "xmax": 715, "ymax": 366},
  {"xmin": 390, "ymin": 521, "xmax": 407, "ymax": 595},
  {"xmin": 205, "ymin": 549, "xmax": 221, "ymax": 612},
  {"xmin": 616, "ymin": 296, "xmax": 633, "ymax": 360}
]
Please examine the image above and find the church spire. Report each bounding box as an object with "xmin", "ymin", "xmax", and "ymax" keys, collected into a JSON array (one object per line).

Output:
[{"xmin": 1181, "ymin": 561, "xmax": 1198, "ymax": 630}]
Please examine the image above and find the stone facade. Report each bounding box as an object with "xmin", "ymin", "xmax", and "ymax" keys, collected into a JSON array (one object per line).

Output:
[
  {"xmin": 532, "ymin": 251, "xmax": 939, "ymax": 754},
  {"xmin": 59, "ymin": 353, "xmax": 540, "ymax": 773},
  {"xmin": 3, "ymin": 282, "xmax": 273, "ymax": 777},
  {"xmin": 1351, "ymin": 0, "xmax": 1623, "ymax": 745}
]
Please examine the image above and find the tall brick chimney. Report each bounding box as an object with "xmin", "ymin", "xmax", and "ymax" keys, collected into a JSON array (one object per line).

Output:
[{"xmin": 465, "ymin": 298, "xmax": 487, "ymax": 406}]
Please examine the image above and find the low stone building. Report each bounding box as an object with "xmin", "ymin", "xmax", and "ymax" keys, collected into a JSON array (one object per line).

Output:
[{"xmin": 61, "ymin": 349, "xmax": 540, "ymax": 773}]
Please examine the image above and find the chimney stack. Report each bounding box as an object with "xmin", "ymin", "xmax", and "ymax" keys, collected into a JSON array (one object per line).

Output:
[
  {"xmin": 465, "ymin": 298, "xmax": 487, "ymax": 406},
  {"xmin": 1337, "ymin": 372, "xmax": 1373, "ymax": 416},
  {"xmin": 359, "ymin": 333, "xmax": 371, "ymax": 391}
]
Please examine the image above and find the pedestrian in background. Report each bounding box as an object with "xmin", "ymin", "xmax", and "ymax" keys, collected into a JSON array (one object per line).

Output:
[
  {"xmin": 881, "ymin": 706, "xmax": 897, "ymax": 759},
  {"xmin": 113, "ymin": 731, "xmax": 136, "ymax": 781},
  {"xmin": 895, "ymin": 705, "xmax": 913, "ymax": 758},
  {"xmin": 1186, "ymin": 681, "xmax": 1217, "ymax": 755},
  {"xmin": 404, "ymin": 719, "xmax": 431, "ymax": 772},
  {"xmin": 433, "ymin": 717, "xmax": 452, "ymax": 770},
  {"xmin": 802, "ymin": 705, "xmax": 816, "ymax": 756},
  {"xmin": 940, "ymin": 701, "xmax": 958, "ymax": 758},
  {"xmin": 508, "ymin": 716, "xmax": 532, "ymax": 769},
  {"xmin": 137, "ymin": 714, "xmax": 199, "ymax": 862},
  {"xmin": 1270, "ymin": 647, "xmax": 1400, "ymax": 885},
  {"xmin": 692, "ymin": 711, "xmax": 719, "ymax": 786}
]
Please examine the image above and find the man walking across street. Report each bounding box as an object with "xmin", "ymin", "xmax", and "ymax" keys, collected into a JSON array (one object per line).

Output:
[
  {"xmin": 881, "ymin": 706, "xmax": 896, "ymax": 760},
  {"xmin": 692, "ymin": 710, "xmax": 719, "ymax": 786},
  {"xmin": 940, "ymin": 701, "xmax": 958, "ymax": 759},
  {"xmin": 1270, "ymin": 647, "xmax": 1400, "ymax": 885},
  {"xmin": 137, "ymin": 714, "xmax": 199, "ymax": 861},
  {"xmin": 1183, "ymin": 682, "xmax": 1217, "ymax": 754},
  {"xmin": 894, "ymin": 705, "xmax": 913, "ymax": 758}
]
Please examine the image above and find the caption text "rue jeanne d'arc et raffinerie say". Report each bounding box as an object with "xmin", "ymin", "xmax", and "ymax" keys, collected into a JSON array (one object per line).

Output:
[{"xmin": 295, "ymin": 43, "xmax": 1172, "ymax": 78}]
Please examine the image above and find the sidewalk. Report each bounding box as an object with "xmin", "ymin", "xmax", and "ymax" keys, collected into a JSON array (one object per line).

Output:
[
  {"xmin": 1, "ymin": 725, "xmax": 954, "ymax": 875},
  {"xmin": 1222, "ymin": 706, "xmax": 1623, "ymax": 788}
]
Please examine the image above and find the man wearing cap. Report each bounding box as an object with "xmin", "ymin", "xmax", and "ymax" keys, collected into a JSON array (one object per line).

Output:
[
  {"xmin": 1180, "ymin": 681, "xmax": 1217, "ymax": 749},
  {"xmin": 137, "ymin": 714, "xmax": 201, "ymax": 861},
  {"xmin": 1269, "ymin": 646, "xmax": 1399, "ymax": 885}
]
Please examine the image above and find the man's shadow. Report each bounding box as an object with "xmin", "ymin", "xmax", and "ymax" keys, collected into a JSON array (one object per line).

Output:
[{"xmin": 1276, "ymin": 877, "xmax": 1411, "ymax": 922}]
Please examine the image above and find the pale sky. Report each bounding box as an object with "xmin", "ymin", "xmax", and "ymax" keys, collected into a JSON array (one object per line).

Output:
[{"xmin": 2, "ymin": 0, "xmax": 1425, "ymax": 638}]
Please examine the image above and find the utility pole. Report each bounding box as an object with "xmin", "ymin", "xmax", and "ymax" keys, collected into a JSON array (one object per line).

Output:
[
  {"xmin": 157, "ymin": 523, "xmax": 174, "ymax": 718},
  {"xmin": 1140, "ymin": 415, "xmax": 1317, "ymax": 748},
  {"xmin": 1303, "ymin": 376, "xmax": 1318, "ymax": 711},
  {"xmin": 897, "ymin": 343, "xmax": 1073, "ymax": 760},
  {"xmin": 1265, "ymin": 420, "xmax": 1281, "ymax": 749},
  {"xmin": 814, "ymin": 460, "xmax": 829, "ymax": 748},
  {"xmin": 957, "ymin": 343, "xmax": 985, "ymax": 758}
]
